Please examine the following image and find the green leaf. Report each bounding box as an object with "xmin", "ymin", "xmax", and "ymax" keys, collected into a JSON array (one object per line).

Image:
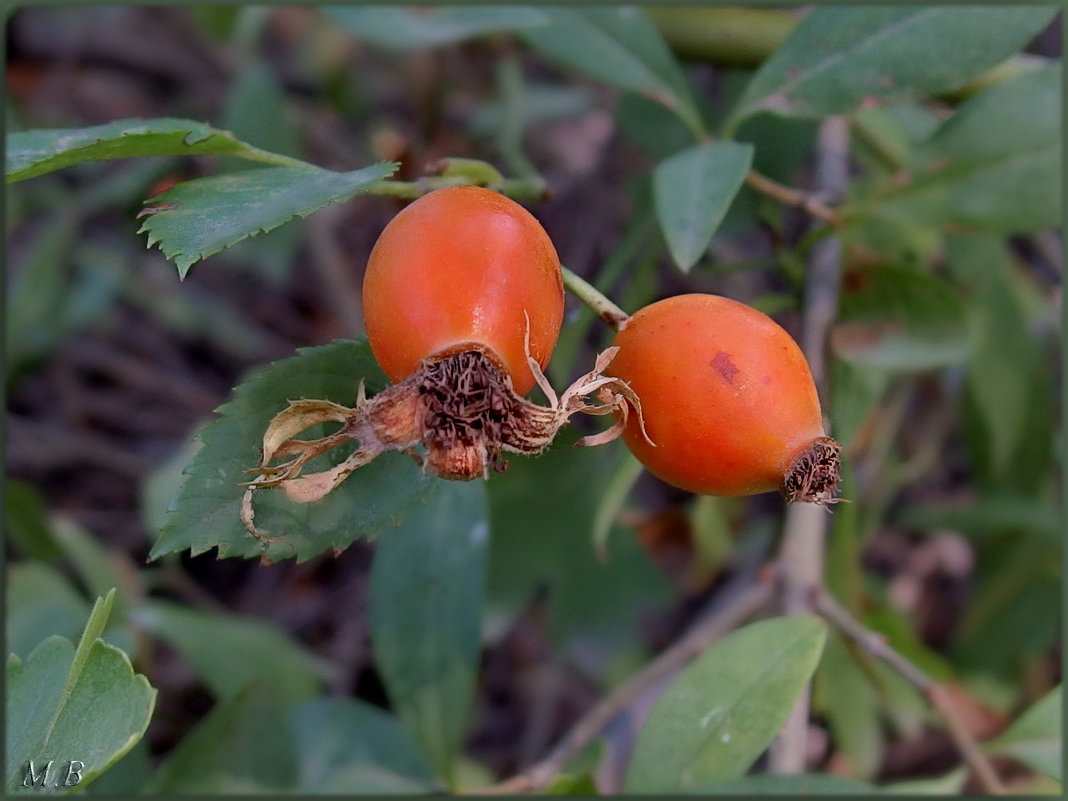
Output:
[
  {"xmin": 654, "ymin": 141, "xmax": 753, "ymax": 271},
  {"xmin": 545, "ymin": 772, "xmax": 600, "ymax": 795},
  {"xmin": 130, "ymin": 600, "xmax": 332, "ymax": 703},
  {"xmin": 6, "ymin": 117, "xmax": 306, "ymax": 183},
  {"xmin": 812, "ymin": 633, "xmax": 884, "ymax": 779},
  {"xmin": 5, "ymin": 481, "xmax": 62, "ymax": 561},
  {"xmin": 946, "ymin": 234, "xmax": 1056, "ymax": 489},
  {"xmin": 985, "ymin": 686, "xmax": 1061, "ymax": 781},
  {"xmin": 6, "ymin": 563, "xmax": 89, "ymax": 660},
  {"xmin": 370, "ymin": 480, "xmax": 488, "ymax": 786},
  {"xmin": 139, "ymin": 163, "xmax": 396, "ymax": 277},
  {"xmin": 150, "ymin": 339, "xmax": 436, "ymax": 563},
  {"xmin": 51, "ymin": 518, "xmax": 140, "ymax": 620},
  {"xmin": 290, "ymin": 698, "xmax": 437, "ymax": 793},
  {"xmin": 897, "ymin": 494, "xmax": 1061, "ymax": 545},
  {"xmin": 625, "ymin": 616, "xmax": 828, "ymax": 792},
  {"xmin": 882, "ymin": 767, "xmax": 967, "ymax": 794},
  {"xmin": 5, "ymin": 591, "xmax": 156, "ymax": 794},
  {"xmin": 728, "ymin": 7, "xmax": 1057, "ymax": 127},
  {"xmin": 519, "ymin": 7, "xmax": 704, "ymax": 137},
  {"xmin": 487, "ymin": 436, "xmax": 671, "ymax": 649},
  {"xmin": 323, "ymin": 5, "xmax": 550, "ymax": 48},
  {"xmin": 687, "ymin": 773, "xmax": 876, "ymax": 794},
  {"xmin": 148, "ymin": 682, "xmax": 296, "ymax": 793},
  {"xmin": 874, "ymin": 64, "xmax": 1062, "ymax": 233},
  {"xmin": 831, "ymin": 265, "xmax": 974, "ymax": 371},
  {"xmin": 222, "ymin": 60, "xmax": 300, "ymax": 160}
]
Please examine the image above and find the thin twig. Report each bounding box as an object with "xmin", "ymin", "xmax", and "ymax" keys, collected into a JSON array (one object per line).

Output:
[
  {"xmin": 767, "ymin": 115, "xmax": 849, "ymax": 774},
  {"xmin": 745, "ymin": 170, "xmax": 844, "ymax": 228},
  {"xmin": 815, "ymin": 590, "xmax": 1007, "ymax": 795},
  {"xmin": 475, "ymin": 579, "xmax": 774, "ymax": 795},
  {"xmin": 561, "ymin": 267, "xmax": 630, "ymax": 331}
]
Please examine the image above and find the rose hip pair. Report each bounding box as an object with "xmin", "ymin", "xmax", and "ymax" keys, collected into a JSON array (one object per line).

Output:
[{"xmin": 242, "ymin": 186, "xmax": 839, "ymax": 536}]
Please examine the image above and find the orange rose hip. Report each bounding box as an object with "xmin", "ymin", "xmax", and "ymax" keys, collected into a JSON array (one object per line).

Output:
[{"xmin": 609, "ymin": 294, "xmax": 841, "ymax": 504}]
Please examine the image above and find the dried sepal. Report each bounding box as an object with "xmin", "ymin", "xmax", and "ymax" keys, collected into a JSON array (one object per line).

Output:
[
  {"xmin": 780, "ymin": 436, "xmax": 844, "ymax": 507},
  {"xmin": 240, "ymin": 340, "xmax": 649, "ymax": 541}
]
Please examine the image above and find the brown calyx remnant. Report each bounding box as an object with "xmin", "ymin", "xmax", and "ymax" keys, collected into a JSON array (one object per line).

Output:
[
  {"xmin": 780, "ymin": 435, "xmax": 843, "ymax": 506},
  {"xmin": 240, "ymin": 345, "xmax": 648, "ymax": 541}
]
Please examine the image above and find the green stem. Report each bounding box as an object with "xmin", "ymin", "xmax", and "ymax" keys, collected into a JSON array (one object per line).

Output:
[
  {"xmin": 369, "ymin": 175, "xmax": 547, "ymax": 202},
  {"xmin": 236, "ymin": 146, "xmax": 321, "ymax": 171},
  {"xmin": 562, "ymin": 267, "xmax": 629, "ymax": 331},
  {"xmin": 646, "ymin": 6, "xmax": 799, "ymax": 68}
]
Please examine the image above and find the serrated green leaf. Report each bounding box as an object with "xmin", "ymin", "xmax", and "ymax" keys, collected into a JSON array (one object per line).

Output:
[
  {"xmin": 728, "ymin": 7, "xmax": 1057, "ymax": 128},
  {"xmin": 130, "ymin": 600, "xmax": 332, "ymax": 703},
  {"xmin": 323, "ymin": 5, "xmax": 550, "ymax": 48},
  {"xmin": 150, "ymin": 339, "xmax": 437, "ymax": 563},
  {"xmin": 6, "ymin": 117, "xmax": 305, "ymax": 183},
  {"xmin": 687, "ymin": 773, "xmax": 877, "ymax": 794},
  {"xmin": 985, "ymin": 686, "xmax": 1061, "ymax": 781},
  {"xmin": 148, "ymin": 682, "xmax": 295, "ymax": 793},
  {"xmin": 6, "ymin": 563, "xmax": 90, "ymax": 660},
  {"xmin": 138, "ymin": 163, "xmax": 395, "ymax": 277},
  {"xmin": 874, "ymin": 64, "xmax": 1062, "ymax": 233},
  {"xmin": 654, "ymin": 141, "xmax": 753, "ymax": 272},
  {"xmin": 370, "ymin": 480, "xmax": 488, "ymax": 786},
  {"xmin": 291, "ymin": 698, "xmax": 436, "ymax": 794},
  {"xmin": 5, "ymin": 591, "xmax": 156, "ymax": 794},
  {"xmin": 625, "ymin": 616, "xmax": 827, "ymax": 792},
  {"xmin": 519, "ymin": 7, "xmax": 704, "ymax": 137},
  {"xmin": 831, "ymin": 266, "xmax": 974, "ymax": 371}
]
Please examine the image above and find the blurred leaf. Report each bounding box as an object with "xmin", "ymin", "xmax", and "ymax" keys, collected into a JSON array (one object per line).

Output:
[
  {"xmin": 617, "ymin": 92, "xmax": 695, "ymax": 162},
  {"xmin": 470, "ymin": 82, "xmax": 596, "ymax": 138},
  {"xmin": 827, "ymin": 357, "xmax": 890, "ymax": 453},
  {"xmin": 290, "ymin": 698, "xmax": 436, "ymax": 794},
  {"xmin": 946, "ymin": 234, "xmax": 1056, "ymax": 490},
  {"xmin": 687, "ymin": 773, "xmax": 876, "ymax": 794},
  {"xmin": 82, "ymin": 740, "xmax": 151, "ymax": 796},
  {"xmin": 140, "ymin": 432, "xmax": 204, "ymax": 538},
  {"xmin": 6, "ymin": 563, "xmax": 89, "ymax": 660},
  {"xmin": 591, "ymin": 451, "xmax": 643, "ymax": 561},
  {"xmin": 953, "ymin": 537, "xmax": 1060, "ymax": 679},
  {"xmin": 5, "ymin": 591, "xmax": 156, "ymax": 794},
  {"xmin": 832, "ymin": 266, "xmax": 974, "ymax": 371},
  {"xmin": 882, "ymin": 767, "xmax": 968, "ymax": 794},
  {"xmin": 130, "ymin": 600, "xmax": 332, "ymax": 703},
  {"xmin": 148, "ymin": 681, "xmax": 295, "ymax": 793},
  {"xmin": 5, "ymin": 481, "xmax": 62, "ymax": 560},
  {"xmin": 727, "ymin": 7, "xmax": 1057, "ymax": 127},
  {"xmin": 370, "ymin": 480, "xmax": 488, "ymax": 785},
  {"xmin": 6, "ymin": 117, "xmax": 309, "ymax": 183},
  {"xmin": 545, "ymin": 773, "xmax": 599, "ymax": 795},
  {"xmin": 897, "ymin": 494, "xmax": 1061, "ymax": 545},
  {"xmin": 4, "ymin": 210, "xmax": 79, "ymax": 373},
  {"xmin": 139, "ymin": 163, "xmax": 395, "ymax": 277},
  {"xmin": 150, "ymin": 340, "xmax": 436, "ymax": 563},
  {"xmin": 874, "ymin": 64, "xmax": 1062, "ymax": 233},
  {"xmin": 323, "ymin": 5, "xmax": 549, "ymax": 48},
  {"xmin": 51, "ymin": 518, "xmax": 142, "ymax": 620},
  {"xmin": 654, "ymin": 141, "xmax": 753, "ymax": 272},
  {"xmin": 223, "ymin": 60, "xmax": 301, "ymax": 160},
  {"xmin": 625, "ymin": 616, "xmax": 828, "ymax": 792},
  {"xmin": 985, "ymin": 686, "xmax": 1061, "ymax": 781},
  {"xmin": 487, "ymin": 435, "xmax": 671, "ymax": 649},
  {"xmin": 519, "ymin": 7, "xmax": 704, "ymax": 137},
  {"xmin": 812, "ymin": 632, "xmax": 884, "ymax": 779}
]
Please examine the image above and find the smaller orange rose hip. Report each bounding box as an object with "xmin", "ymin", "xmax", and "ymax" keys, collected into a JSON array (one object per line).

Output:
[{"xmin": 608, "ymin": 294, "xmax": 841, "ymax": 504}]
